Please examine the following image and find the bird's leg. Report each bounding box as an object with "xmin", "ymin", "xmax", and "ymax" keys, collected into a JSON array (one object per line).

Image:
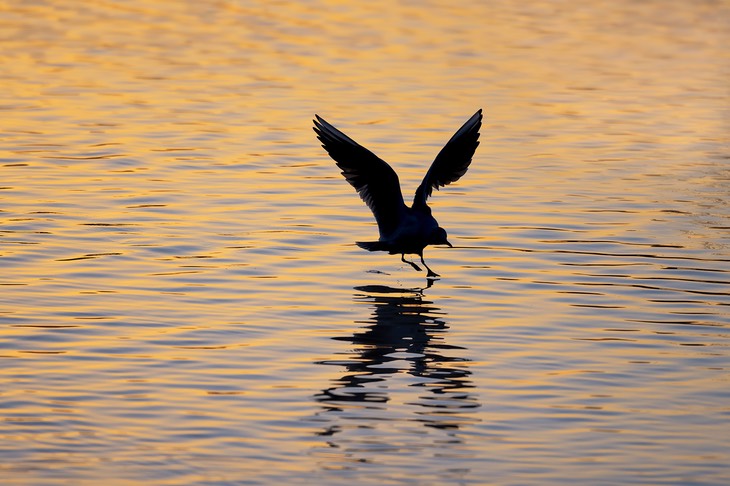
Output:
[
  {"xmin": 401, "ymin": 253, "xmax": 422, "ymax": 272},
  {"xmin": 420, "ymin": 254, "xmax": 440, "ymax": 278}
]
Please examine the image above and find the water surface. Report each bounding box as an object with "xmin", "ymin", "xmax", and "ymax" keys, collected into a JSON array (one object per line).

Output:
[{"xmin": 1, "ymin": 1, "xmax": 729, "ymax": 484}]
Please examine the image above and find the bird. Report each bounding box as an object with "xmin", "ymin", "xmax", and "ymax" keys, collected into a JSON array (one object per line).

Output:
[{"xmin": 313, "ymin": 109, "xmax": 482, "ymax": 278}]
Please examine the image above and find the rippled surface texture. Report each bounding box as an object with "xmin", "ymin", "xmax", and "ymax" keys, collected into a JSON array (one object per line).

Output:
[{"xmin": 2, "ymin": 1, "xmax": 729, "ymax": 484}]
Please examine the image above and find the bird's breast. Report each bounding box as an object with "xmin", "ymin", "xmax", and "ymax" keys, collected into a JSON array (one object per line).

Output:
[{"xmin": 380, "ymin": 209, "xmax": 440, "ymax": 254}]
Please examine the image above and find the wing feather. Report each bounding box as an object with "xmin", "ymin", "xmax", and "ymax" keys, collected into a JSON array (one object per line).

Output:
[
  {"xmin": 413, "ymin": 109, "xmax": 482, "ymax": 208},
  {"xmin": 314, "ymin": 115, "xmax": 406, "ymax": 237}
]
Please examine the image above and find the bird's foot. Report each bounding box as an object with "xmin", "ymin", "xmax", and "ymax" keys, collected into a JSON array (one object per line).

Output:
[
  {"xmin": 402, "ymin": 255, "xmax": 422, "ymax": 272},
  {"xmin": 420, "ymin": 255, "xmax": 439, "ymax": 278},
  {"xmin": 408, "ymin": 261, "xmax": 422, "ymax": 272}
]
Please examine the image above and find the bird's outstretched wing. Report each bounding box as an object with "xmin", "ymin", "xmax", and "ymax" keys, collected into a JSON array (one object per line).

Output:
[
  {"xmin": 314, "ymin": 115, "xmax": 407, "ymax": 237},
  {"xmin": 413, "ymin": 109, "xmax": 482, "ymax": 209}
]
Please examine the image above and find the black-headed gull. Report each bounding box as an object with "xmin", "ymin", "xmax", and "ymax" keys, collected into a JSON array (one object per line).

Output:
[{"xmin": 314, "ymin": 110, "xmax": 482, "ymax": 278}]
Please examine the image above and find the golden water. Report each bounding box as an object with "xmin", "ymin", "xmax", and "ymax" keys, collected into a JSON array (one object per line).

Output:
[{"xmin": 1, "ymin": 1, "xmax": 729, "ymax": 484}]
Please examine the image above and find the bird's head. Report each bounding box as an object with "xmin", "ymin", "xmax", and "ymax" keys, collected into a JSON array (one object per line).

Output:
[{"xmin": 430, "ymin": 227, "xmax": 452, "ymax": 247}]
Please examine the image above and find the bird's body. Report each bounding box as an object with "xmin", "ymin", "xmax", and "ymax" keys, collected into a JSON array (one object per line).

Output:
[
  {"xmin": 356, "ymin": 207, "xmax": 440, "ymax": 255},
  {"xmin": 313, "ymin": 110, "xmax": 482, "ymax": 278}
]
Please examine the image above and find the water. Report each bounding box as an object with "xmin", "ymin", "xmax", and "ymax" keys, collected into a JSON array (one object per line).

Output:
[{"xmin": 1, "ymin": 0, "xmax": 729, "ymax": 484}]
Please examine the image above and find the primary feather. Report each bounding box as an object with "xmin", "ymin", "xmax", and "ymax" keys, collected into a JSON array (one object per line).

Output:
[
  {"xmin": 313, "ymin": 115, "xmax": 406, "ymax": 237},
  {"xmin": 413, "ymin": 109, "xmax": 482, "ymax": 209}
]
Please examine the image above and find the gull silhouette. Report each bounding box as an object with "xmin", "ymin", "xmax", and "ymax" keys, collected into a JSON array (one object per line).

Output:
[{"xmin": 313, "ymin": 109, "xmax": 482, "ymax": 278}]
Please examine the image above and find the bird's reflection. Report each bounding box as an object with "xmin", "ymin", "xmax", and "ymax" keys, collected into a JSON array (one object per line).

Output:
[{"xmin": 313, "ymin": 284, "xmax": 479, "ymax": 441}]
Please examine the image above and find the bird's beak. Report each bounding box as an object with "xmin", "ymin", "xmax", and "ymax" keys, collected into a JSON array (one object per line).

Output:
[{"xmin": 445, "ymin": 239, "xmax": 453, "ymax": 248}]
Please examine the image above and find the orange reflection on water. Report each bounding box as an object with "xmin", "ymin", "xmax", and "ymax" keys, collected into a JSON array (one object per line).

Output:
[{"xmin": 1, "ymin": 0, "xmax": 728, "ymax": 484}]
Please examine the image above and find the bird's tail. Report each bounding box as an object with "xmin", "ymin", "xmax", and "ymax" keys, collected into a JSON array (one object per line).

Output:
[{"xmin": 356, "ymin": 241, "xmax": 388, "ymax": 252}]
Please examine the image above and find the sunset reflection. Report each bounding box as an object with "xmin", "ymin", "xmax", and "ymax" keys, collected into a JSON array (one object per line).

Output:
[
  {"xmin": 1, "ymin": 0, "xmax": 728, "ymax": 484},
  {"xmin": 312, "ymin": 285, "xmax": 479, "ymax": 472}
]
